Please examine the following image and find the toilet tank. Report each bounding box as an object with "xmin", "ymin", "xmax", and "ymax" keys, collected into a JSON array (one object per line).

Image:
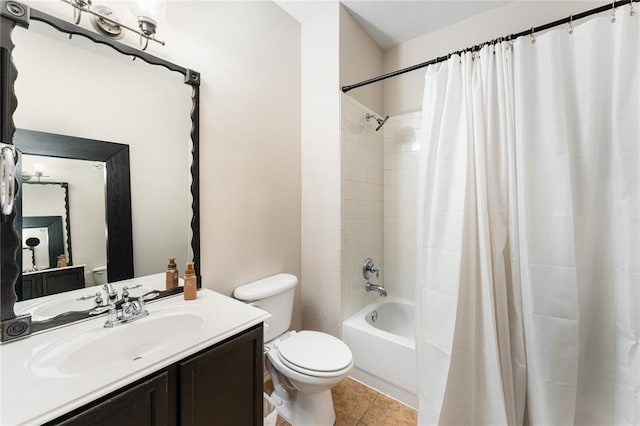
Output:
[{"xmin": 233, "ymin": 273, "xmax": 297, "ymax": 342}]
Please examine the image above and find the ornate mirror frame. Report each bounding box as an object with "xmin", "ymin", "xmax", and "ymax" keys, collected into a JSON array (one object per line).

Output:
[{"xmin": 0, "ymin": 0, "xmax": 201, "ymax": 342}]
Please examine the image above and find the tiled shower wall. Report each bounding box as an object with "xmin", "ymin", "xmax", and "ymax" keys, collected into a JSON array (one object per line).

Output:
[
  {"xmin": 341, "ymin": 97, "xmax": 422, "ymax": 319},
  {"xmin": 383, "ymin": 112, "xmax": 421, "ymax": 301},
  {"xmin": 341, "ymin": 95, "xmax": 384, "ymax": 319}
]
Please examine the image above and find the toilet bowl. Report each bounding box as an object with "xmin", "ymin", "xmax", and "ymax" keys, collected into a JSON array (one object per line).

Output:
[{"xmin": 234, "ymin": 274, "xmax": 353, "ymax": 426}]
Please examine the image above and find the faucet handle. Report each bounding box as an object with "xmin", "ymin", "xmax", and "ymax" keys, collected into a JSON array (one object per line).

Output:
[
  {"xmin": 94, "ymin": 292, "xmax": 103, "ymax": 306},
  {"xmin": 121, "ymin": 286, "xmax": 130, "ymax": 299},
  {"xmin": 363, "ymin": 258, "xmax": 380, "ymax": 280}
]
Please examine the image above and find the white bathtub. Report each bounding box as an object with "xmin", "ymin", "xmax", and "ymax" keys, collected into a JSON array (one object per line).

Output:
[{"xmin": 342, "ymin": 298, "xmax": 417, "ymax": 408}]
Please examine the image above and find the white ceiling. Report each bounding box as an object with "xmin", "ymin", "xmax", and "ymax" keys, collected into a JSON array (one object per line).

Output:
[{"xmin": 275, "ymin": 1, "xmax": 510, "ymax": 50}]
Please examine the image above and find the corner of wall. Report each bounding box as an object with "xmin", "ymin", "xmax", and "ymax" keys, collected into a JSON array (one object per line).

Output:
[
  {"xmin": 301, "ymin": 3, "xmax": 342, "ymax": 337},
  {"xmin": 339, "ymin": 4, "xmax": 383, "ymax": 114}
]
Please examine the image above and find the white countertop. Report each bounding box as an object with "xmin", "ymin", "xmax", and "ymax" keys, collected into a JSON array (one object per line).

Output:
[
  {"xmin": 22, "ymin": 264, "xmax": 86, "ymax": 276},
  {"xmin": 0, "ymin": 288, "xmax": 269, "ymax": 425}
]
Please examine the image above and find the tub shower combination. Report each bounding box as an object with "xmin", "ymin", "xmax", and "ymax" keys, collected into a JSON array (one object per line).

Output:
[{"xmin": 342, "ymin": 298, "xmax": 416, "ymax": 408}]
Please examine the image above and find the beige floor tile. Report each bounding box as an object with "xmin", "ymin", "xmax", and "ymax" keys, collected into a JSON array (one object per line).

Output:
[
  {"xmin": 264, "ymin": 378, "xmax": 274, "ymax": 395},
  {"xmin": 360, "ymin": 394, "xmax": 417, "ymax": 426},
  {"xmin": 331, "ymin": 377, "xmax": 380, "ymax": 420},
  {"xmin": 276, "ymin": 415, "xmax": 292, "ymax": 426},
  {"xmin": 334, "ymin": 408, "xmax": 360, "ymax": 426}
]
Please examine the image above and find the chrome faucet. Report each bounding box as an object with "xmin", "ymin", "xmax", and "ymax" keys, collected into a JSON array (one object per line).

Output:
[
  {"xmin": 103, "ymin": 283, "xmax": 117, "ymax": 302},
  {"xmin": 366, "ymin": 282, "xmax": 387, "ymax": 297},
  {"xmin": 89, "ymin": 284, "xmax": 149, "ymax": 327}
]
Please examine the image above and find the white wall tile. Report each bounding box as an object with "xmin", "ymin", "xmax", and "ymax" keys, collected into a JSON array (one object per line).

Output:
[
  {"xmin": 383, "ymin": 110, "xmax": 422, "ymax": 301},
  {"xmin": 341, "ymin": 95, "xmax": 385, "ymax": 320}
]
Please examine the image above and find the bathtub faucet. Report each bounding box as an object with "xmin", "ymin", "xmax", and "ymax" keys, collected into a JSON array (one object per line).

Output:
[{"xmin": 366, "ymin": 282, "xmax": 387, "ymax": 297}]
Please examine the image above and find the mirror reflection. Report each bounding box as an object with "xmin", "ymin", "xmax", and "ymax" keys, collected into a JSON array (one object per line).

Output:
[
  {"xmin": 17, "ymin": 155, "xmax": 109, "ymax": 302},
  {"xmin": 11, "ymin": 17, "xmax": 193, "ymax": 319}
]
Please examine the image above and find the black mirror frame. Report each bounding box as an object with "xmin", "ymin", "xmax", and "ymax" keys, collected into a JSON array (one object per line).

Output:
[
  {"xmin": 16, "ymin": 129, "xmax": 134, "ymax": 283},
  {"xmin": 0, "ymin": 0, "xmax": 201, "ymax": 342}
]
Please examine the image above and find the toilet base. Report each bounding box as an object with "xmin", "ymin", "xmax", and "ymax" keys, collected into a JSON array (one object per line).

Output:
[{"xmin": 270, "ymin": 389, "xmax": 336, "ymax": 426}]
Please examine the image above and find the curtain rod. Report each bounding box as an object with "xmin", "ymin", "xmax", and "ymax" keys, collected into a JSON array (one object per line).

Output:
[{"xmin": 341, "ymin": 0, "xmax": 638, "ymax": 93}]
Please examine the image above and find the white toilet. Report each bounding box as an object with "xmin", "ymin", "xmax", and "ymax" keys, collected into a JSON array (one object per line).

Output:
[
  {"xmin": 92, "ymin": 266, "xmax": 107, "ymax": 285},
  {"xmin": 234, "ymin": 273, "xmax": 353, "ymax": 426}
]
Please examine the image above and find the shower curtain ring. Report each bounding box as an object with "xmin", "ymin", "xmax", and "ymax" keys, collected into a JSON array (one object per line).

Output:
[
  {"xmin": 569, "ymin": 16, "xmax": 574, "ymax": 34},
  {"xmin": 530, "ymin": 27, "xmax": 536, "ymax": 44},
  {"xmin": 630, "ymin": 1, "xmax": 635, "ymax": 16},
  {"xmin": 611, "ymin": 1, "xmax": 616, "ymax": 22}
]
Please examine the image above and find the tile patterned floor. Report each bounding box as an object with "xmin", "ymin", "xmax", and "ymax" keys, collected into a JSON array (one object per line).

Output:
[{"xmin": 265, "ymin": 376, "xmax": 417, "ymax": 426}]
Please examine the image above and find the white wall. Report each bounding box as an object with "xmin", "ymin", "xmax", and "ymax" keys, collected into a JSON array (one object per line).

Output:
[
  {"xmin": 301, "ymin": 3, "xmax": 341, "ymax": 336},
  {"xmin": 339, "ymin": 5, "xmax": 383, "ymax": 114},
  {"xmin": 17, "ymin": 1, "xmax": 303, "ymax": 329},
  {"xmin": 161, "ymin": 2, "xmax": 302, "ymax": 330},
  {"xmin": 341, "ymin": 95, "xmax": 384, "ymax": 319},
  {"xmin": 382, "ymin": 1, "xmax": 602, "ymax": 115}
]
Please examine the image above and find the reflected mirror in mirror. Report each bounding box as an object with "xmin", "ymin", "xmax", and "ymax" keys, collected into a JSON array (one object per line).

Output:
[
  {"xmin": 23, "ymin": 230, "xmax": 48, "ymax": 270},
  {"xmin": 11, "ymin": 16, "xmax": 194, "ymax": 320},
  {"xmin": 19, "ymin": 155, "xmax": 107, "ymax": 299}
]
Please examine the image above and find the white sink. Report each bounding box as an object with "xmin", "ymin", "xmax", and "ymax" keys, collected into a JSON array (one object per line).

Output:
[{"xmin": 27, "ymin": 305, "xmax": 212, "ymax": 378}]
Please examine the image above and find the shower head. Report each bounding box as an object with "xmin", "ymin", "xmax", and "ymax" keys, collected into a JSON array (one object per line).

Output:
[{"xmin": 365, "ymin": 113, "xmax": 390, "ymax": 131}]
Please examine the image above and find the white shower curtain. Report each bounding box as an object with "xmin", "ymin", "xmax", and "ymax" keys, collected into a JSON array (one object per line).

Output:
[
  {"xmin": 415, "ymin": 42, "xmax": 527, "ymax": 425},
  {"xmin": 416, "ymin": 5, "xmax": 639, "ymax": 425}
]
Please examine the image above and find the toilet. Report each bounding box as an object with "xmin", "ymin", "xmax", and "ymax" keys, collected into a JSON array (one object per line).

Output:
[
  {"xmin": 234, "ymin": 273, "xmax": 353, "ymax": 426},
  {"xmin": 92, "ymin": 266, "xmax": 107, "ymax": 285}
]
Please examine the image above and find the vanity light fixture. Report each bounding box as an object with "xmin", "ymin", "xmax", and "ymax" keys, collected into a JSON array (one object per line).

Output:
[
  {"xmin": 62, "ymin": 0, "xmax": 166, "ymax": 50},
  {"xmin": 23, "ymin": 163, "xmax": 50, "ymax": 182}
]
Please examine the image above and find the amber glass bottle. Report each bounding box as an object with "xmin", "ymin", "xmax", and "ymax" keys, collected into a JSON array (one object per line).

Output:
[
  {"xmin": 166, "ymin": 257, "xmax": 179, "ymax": 289},
  {"xmin": 184, "ymin": 262, "xmax": 197, "ymax": 300}
]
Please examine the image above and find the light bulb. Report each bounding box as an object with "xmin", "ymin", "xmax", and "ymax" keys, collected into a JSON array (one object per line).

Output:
[{"xmin": 130, "ymin": 0, "xmax": 166, "ymax": 26}]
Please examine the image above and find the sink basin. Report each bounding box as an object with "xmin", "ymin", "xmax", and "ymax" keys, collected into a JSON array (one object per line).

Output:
[{"xmin": 28, "ymin": 305, "xmax": 212, "ymax": 378}]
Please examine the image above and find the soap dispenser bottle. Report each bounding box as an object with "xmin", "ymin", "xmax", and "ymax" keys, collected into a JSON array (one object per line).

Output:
[
  {"xmin": 166, "ymin": 257, "xmax": 179, "ymax": 289},
  {"xmin": 184, "ymin": 262, "xmax": 197, "ymax": 300}
]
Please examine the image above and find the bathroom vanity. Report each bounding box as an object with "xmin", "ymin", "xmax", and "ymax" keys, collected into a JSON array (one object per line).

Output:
[
  {"xmin": 0, "ymin": 289, "xmax": 269, "ymax": 425},
  {"xmin": 20, "ymin": 265, "xmax": 85, "ymax": 301}
]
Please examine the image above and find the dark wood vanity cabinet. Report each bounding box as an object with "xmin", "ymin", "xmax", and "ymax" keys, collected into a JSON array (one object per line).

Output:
[
  {"xmin": 47, "ymin": 323, "xmax": 263, "ymax": 426},
  {"xmin": 53, "ymin": 370, "xmax": 175, "ymax": 426},
  {"xmin": 19, "ymin": 266, "xmax": 85, "ymax": 301},
  {"xmin": 180, "ymin": 322, "xmax": 264, "ymax": 425}
]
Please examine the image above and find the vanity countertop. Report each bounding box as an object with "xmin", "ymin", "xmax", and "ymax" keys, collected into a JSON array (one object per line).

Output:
[
  {"xmin": 0, "ymin": 288, "xmax": 269, "ymax": 425},
  {"xmin": 22, "ymin": 264, "xmax": 86, "ymax": 276}
]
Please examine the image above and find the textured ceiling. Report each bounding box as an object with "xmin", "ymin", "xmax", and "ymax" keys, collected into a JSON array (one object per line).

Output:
[
  {"xmin": 342, "ymin": 1, "xmax": 510, "ymax": 49},
  {"xmin": 275, "ymin": 1, "xmax": 510, "ymax": 49}
]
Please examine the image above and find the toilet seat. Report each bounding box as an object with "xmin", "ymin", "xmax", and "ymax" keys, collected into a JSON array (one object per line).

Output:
[{"xmin": 276, "ymin": 331, "xmax": 353, "ymax": 378}]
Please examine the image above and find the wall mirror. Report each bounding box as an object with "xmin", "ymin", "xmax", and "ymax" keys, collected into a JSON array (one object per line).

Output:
[{"xmin": 0, "ymin": 1, "xmax": 200, "ymax": 341}]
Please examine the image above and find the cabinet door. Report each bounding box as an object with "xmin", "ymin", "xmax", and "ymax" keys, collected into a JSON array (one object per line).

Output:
[
  {"xmin": 180, "ymin": 324, "xmax": 263, "ymax": 426},
  {"xmin": 20, "ymin": 274, "xmax": 43, "ymax": 300},
  {"xmin": 42, "ymin": 267, "xmax": 85, "ymax": 296},
  {"xmin": 51, "ymin": 370, "xmax": 174, "ymax": 426}
]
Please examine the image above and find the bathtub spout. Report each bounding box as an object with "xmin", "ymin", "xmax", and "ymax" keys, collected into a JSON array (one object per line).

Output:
[{"xmin": 365, "ymin": 282, "xmax": 387, "ymax": 297}]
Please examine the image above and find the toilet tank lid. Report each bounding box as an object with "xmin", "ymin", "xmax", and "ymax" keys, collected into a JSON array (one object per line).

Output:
[{"xmin": 233, "ymin": 273, "xmax": 298, "ymax": 301}]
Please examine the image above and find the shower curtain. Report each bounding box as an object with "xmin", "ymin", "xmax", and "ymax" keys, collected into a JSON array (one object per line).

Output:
[{"xmin": 416, "ymin": 5, "xmax": 639, "ymax": 425}]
